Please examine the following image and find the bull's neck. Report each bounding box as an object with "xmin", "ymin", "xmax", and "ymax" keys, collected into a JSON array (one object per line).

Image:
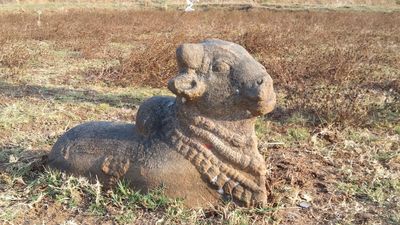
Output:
[
  {"xmin": 174, "ymin": 101, "xmax": 259, "ymax": 155},
  {"xmin": 169, "ymin": 99, "xmax": 268, "ymax": 207}
]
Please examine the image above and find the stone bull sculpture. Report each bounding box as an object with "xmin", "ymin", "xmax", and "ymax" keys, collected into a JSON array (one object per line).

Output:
[{"xmin": 48, "ymin": 39, "xmax": 276, "ymax": 207}]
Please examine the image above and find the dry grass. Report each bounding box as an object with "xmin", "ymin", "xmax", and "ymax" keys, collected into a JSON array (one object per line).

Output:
[
  {"xmin": 2, "ymin": 9, "xmax": 398, "ymax": 125},
  {"xmin": 0, "ymin": 7, "xmax": 399, "ymax": 225}
]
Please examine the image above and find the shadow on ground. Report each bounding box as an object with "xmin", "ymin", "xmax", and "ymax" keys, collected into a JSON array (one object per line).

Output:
[{"xmin": 0, "ymin": 81, "xmax": 151, "ymax": 109}]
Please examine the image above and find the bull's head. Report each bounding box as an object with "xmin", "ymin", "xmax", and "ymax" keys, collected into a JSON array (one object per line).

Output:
[{"xmin": 168, "ymin": 39, "xmax": 276, "ymax": 120}]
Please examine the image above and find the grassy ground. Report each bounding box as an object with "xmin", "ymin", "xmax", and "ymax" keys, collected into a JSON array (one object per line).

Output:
[
  {"xmin": 0, "ymin": 6, "xmax": 399, "ymax": 225},
  {"xmin": 1, "ymin": 0, "xmax": 399, "ymax": 12}
]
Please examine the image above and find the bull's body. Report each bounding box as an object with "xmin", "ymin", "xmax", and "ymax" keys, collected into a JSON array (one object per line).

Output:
[{"xmin": 48, "ymin": 106, "xmax": 219, "ymax": 207}]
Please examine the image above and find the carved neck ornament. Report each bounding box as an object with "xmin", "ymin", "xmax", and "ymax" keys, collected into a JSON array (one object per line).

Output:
[{"xmin": 164, "ymin": 107, "xmax": 268, "ymax": 206}]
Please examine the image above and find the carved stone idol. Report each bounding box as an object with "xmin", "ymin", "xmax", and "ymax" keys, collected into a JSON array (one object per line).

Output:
[{"xmin": 48, "ymin": 39, "xmax": 276, "ymax": 207}]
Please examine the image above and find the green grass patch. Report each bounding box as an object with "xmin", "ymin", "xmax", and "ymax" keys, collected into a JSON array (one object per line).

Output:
[{"xmin": 287, "ymin": 127, "xmax": 310, "ymax": 142}]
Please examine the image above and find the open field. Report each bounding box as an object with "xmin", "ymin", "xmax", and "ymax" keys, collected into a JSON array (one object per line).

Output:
[
  {"xmin": 1, "ymin": 0, "xmax": 400, "ymax": 12},
  {"xmin": 0, "ymin": 5, "xmax": 399, "ymax": 225}
]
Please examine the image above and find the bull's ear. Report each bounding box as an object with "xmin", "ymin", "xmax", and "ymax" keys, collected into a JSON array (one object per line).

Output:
[{"xmin": 168, "ymin": 72, "xmax": 206, "ymax": 100}]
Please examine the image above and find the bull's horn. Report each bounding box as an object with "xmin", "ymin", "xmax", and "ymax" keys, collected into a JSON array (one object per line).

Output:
[{"xmin": 176, "ymin": 43, "xmax": 204, "ymax": 70}]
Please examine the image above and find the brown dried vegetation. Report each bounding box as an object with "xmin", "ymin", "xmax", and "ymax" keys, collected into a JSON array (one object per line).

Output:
[{"xmin": 1, "ymin": 9, "xmax": 398, "ymax": 126}]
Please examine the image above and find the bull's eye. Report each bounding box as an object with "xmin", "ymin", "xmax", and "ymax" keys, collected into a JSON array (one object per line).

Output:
[
  {"xmin": 257, "ymin": 79, "xmax": 264, "ymax": 85},
  {"xmin": 212, "ymin": 62, "xmax": 230, "ymax": 73}
]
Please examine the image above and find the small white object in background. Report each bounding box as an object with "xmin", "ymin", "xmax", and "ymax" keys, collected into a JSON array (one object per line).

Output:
[
  {"xmin": 185, "ymin": 0, "xmax": 197, "ymax": 12},
  {"xmin": 299, "ymin": 201, "xmax": 311, "ymax": 209},
  {"xmin": 36, "ymin": 10, "xmax": 42, "ymax": 27}
]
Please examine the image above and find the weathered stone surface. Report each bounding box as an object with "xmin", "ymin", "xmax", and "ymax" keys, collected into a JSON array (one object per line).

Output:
[{"xmin": 47, "ymin": 39, "xmax": 276, "ymax": 207}]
